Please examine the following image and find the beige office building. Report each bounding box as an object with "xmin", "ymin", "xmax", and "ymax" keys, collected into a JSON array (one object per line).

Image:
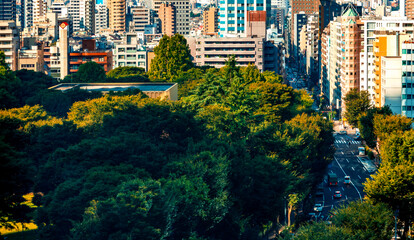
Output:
[
  {"xmin": 108, "ymin": 0, "xmax": 126, "ymax": 32},
  {"xmin": 0, "ymin": 20, "xmax": 19, "ymax": 70},
  {"xmin": 158, "ymin": 3, "xmax": 176, "ymax": 36},
  {"xmin": 195, "ymin": 37, "xmax": 265, "ymax": 71},
  {"xmin": 203, "ymin": 7, "xmax": 218, "ymax": 36},
  {"xmin": 153, "ymin": 0, "xmax": 190, "ymax": 35},
  {"xmin": 130, "ymin": 5, "xmax": 153, "ymax": 32}
]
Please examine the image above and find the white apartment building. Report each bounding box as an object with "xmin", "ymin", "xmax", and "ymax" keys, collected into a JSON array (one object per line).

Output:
[
  {"xmin": 95, "ymin": 2, "xmax": 108, "ymax": 34},
  {"xmin": 360, "ymin": 16, "xmax": 414, "ymax": 103},
  {"xmin": 0, "ymin": 21, "xmax": 19, "ymax": 70},
  {"xmin": 50, "ymin": 0, "xmax": 69, "ymax": 16},
  {"xmin": 381, "ymin": 56, "xmax": 402, "ymax": 115},
  {"xmin": 68, "ymin": 0, "xmax": 95, "ymax": 33},
  {"xmin": 113, "ymin": 33, "xmax": 148, "ymax": 71}
]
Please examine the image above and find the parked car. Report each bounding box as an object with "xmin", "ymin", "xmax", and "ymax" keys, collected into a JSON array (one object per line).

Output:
[
  {"xmin": 334, "ymin": 191, "xmax": 342, "ymax": 198},
  {"xmin": 344, "ymin": 176, "xmax": 351, "ymax": 185},
  {"xmin": 314, "ymin": 203, "xmax": 323, "ymax": 212}
]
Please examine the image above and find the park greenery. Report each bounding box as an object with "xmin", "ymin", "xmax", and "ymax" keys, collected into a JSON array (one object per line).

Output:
[{"xmin": 0, "ymin": 34, "xmax": 412, "ymax": 239}]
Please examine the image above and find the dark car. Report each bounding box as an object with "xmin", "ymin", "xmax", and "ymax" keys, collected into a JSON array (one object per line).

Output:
[{"xmin": 334, "ymin": 191, "xmax": 342, "ymax": 199}]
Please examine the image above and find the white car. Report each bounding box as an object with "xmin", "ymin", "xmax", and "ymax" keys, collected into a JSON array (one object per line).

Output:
[
  {"xmin": 344, "ymin": 176, "xmax": 351, "ymax": 185},
  {"xmin": 314, "ymin": 203, "xmax": 323, "ymax": 212}
]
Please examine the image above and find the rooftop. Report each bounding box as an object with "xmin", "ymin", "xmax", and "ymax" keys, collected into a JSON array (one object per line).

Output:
[{"xmin": 49, "ymin": 82, "xmax": 177, "ymax": 93}]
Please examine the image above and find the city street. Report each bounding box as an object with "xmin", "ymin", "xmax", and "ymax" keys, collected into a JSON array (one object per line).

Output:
[{"xmin": 312, "ymin": 132, "xmax": 374, "ymax": 221}]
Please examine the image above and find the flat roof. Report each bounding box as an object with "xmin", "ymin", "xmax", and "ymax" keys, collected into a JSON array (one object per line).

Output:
[{"xmin": 49, "ymin": 82, "xmax": 177, "ymax": 92}]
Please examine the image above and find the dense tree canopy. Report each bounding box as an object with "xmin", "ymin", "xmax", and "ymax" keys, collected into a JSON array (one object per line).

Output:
[
  {"xmin": 0, "ymin": 51, "xmax": 338, "ymax": 240},
  {"xmin": 364, "ymin": 130, "xmax": 414, "ymax": 239},
  {"xmin": 63, "ymin": 61, "xmax": 106, "ymax": 83},
  {"xmin": 344, "ymin": 89, "xmax": 372, "ymax": 127},
  {"xmin": 149, "ymin": 34, "xmax": 194, "ymax": 81}
]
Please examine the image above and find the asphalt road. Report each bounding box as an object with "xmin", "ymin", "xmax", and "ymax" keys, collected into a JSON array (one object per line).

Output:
[{"xmin": 312, "ymin": 133, "xmax": 374, "ymax": 221}]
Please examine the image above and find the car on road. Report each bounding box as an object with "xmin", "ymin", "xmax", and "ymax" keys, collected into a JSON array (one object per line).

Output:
[
  {"xmin": 344, "ymin": 176, "xmax": 351, "ymax": 185},
  {"xmin": 314, "ymin": 203, "xmax": 323, "ymax": 212},
  {"xmin": 334, "ymin": 191, "xmax": 342, "ymax": 198}
]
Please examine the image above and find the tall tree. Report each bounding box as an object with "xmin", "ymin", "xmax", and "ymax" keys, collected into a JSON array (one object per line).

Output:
[
  {"xmin": 357, "ymin": 106, "xmax": 392, "ymax": 148},
  {"xmin": 344, "ymin": 89, "xmax": 372, "ymax": 127},
  {"xmin": 373, "ymin": 114, "xmax": 412, "ymax": 145},
  {"xmin": 149, "ymin": 34, "xmax": 194, "ymax": 81},
  {"xmin": 364, "ymin": 130, "xmax": 414, "ymax": 239}
]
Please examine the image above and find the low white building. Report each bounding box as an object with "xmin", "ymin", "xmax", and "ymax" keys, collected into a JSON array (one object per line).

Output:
[{"xmin": 112, "ymin": 33, "xmax": 148, "ymax": 71}]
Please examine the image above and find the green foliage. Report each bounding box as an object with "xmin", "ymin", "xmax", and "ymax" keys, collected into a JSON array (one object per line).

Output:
[
  {"xmin": 149, "ymin": 34, "xmax": 194, "ymax": 81},
  {"xmin": 71, "ymin": 178, "xmax": 162, "ymax": 240},
  {"xmin": 373, "ymin": 114, "xmax": 413, "ymax": 144},
  {"xmin": 364, "ymin": 130, "xmax": 414, "ymax": 238},
  {"xmin": 357, "ymin": 106, "xmax": 392, "ymax": 148},
  {"xmin": 106, "ymin": 66, "xmax": 146, "ymax": 79},
  {"xmin": 106, "ymin": 66, "xmax": 150, "ymax": 82},
  {"xmin": 63, "ymin": 62, "xmax": 106, "ymax": 83},
  {"xmin": 344, "ymin": 89, "xmax": 372, "ymax": 127},
  {"xmin": 0, "ymin": 116, "xmax": 32, "ymax": 229},
  {"xmin": 291, "ymin": 202, "xmax": 393, "ymax": 240}
]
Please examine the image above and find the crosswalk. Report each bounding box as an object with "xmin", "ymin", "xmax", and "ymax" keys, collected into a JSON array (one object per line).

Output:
[{"xmin": 335, "ymin": 140, "xmax": 359, "ymax": 144}]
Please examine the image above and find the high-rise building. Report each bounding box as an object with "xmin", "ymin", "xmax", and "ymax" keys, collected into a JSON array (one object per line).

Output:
[
  {"xmin": 33, "ymin": 0, "xmax": 46, "ymax": 23},
  {"xmin": 24, "ymin": 0, "xmax": 34, "ymax": 28},
  {"xmin": 360, "ymin": 16, "xmax": 414, "ymax": 103},
  {"xmin": 0, "ymin": 0, "xmax": 17, "ymax": 21},
  {"xmin": 218, "ymin": 0, "xmax": 271, "ymax": 37},
  {"xmin": 0, "ymin": 21, "xmax": 19, "ymax": 71},
  {"xmin": 108, "ymin": 0, "xmax": 126, "ymax": 32},
  {"xmin": 158, "ymin": 3, "xmax": 175, "ymax": 36},
  {"xmin": 319, "ymin": 5, "xmax": 362, "ymax": 110},
  {"xmin": 152, "ymin": 0, "xmax": 190, "ymax": 35},
  {"xmin": 404, "ymin": 0, "xmax": 414, "ymax": 20},
  {"xmin": 203, "ymin": 7, "xmax": 218, "ymax": 36},
  {"xmin": 129, "ymin": 5, "xmax": 153, "ymax": 32},
  {"xmin": 95, "ymin": 1, "xmax": 108, "ymax": 33},
  {"xmin": 68, "ymin": 0, "xmax": 95, "ymax": 33}
]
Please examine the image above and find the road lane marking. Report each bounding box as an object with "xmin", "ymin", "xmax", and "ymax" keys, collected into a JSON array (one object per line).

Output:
[
  {"xmin": 341, "ymin": 151, "xmax": 344, "ymax": 154},
  {"xmin": 329, "ymin": 188, "xmax": 331, "ymax": 192},
  {"xmin": 331, "ymin": 205, "xmax": 333, "ymax": 209},
  {"xmin": 358, "ymin": 175, "xmax": 361, "ymax": 179},
  {"xmin": 351, "ymin": 167, "xmax": 355, "ymax": 171},
  {"xmin": 346, "ymin": 159, "xmax": 349, "ymax": 163},
  {"xmin": 334, "ymin": 157, "xmax": 362, "ymax": 202},
  {"xmin": 346, "ymin": 195, "xmax": 348, "ymax": 200},
  {"xmin": 342, "ymin": 187, "xmax": 344, "ymax": 191}
]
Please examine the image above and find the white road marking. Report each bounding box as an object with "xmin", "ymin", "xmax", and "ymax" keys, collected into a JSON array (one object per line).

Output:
[
  {"xmin": 329, "ymin": 187, "xmax": 331, "ymax": 192},
  {"xmin": 346, "ymin": 159, "xmax": 349, "ymax": 163},
  {"xmin": 331, "ymin": 205, "xmax": 333, "ymax": 209},
  {"xmin": 341, "ymin": 151, "xmax": 344, "ymax": 155},
  {"xmin": 334, "ymin": 157, "xmax": 362, "ymax": 202},
  {"xmin": 342, "ymin": 187, "xmax": 344, "ymax": 191},
  {"xmin": 358, "ymin": 175, "xmax": 361, "ymax": 179},
  {"xmin": 351, "ymin": 167, "xmax": 355, "ymax": 171},
  {"xmin": 345, "ymin": 195, "xmax": 348, "ymax": 200}
]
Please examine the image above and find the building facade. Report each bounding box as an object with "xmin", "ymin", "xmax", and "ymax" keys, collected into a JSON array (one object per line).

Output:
[
  {"xmin": 108, "ymin": 0, "xmax": 126, "ymax": 32},
  {"xmin": 0, "ymin": 0, "xmax": 17, "ymax": 21},
  {"xmin": 203, "ymin": 7, "xmax": 218, "ymax": 35},
  {"xmin": 0, "ymin": 21, "xmax": 19, "ymax": 71},
  {"xmin": 195, "ymin": 37, "xmax": 265, "ymax": 71},
  {"xmin": 218, "ymin": 0, "xmax": 271, "ymax": 37},
  {"xmin": 158, "ymin": 3, "xmax": 175, "ymax": 36},
  {"xmin": 153, "ymin": 0, "xmax": 190, "ymax": 35},
  {"xmin": 113, "ymin": 33, "xmax": 148, "ymax": 71}
]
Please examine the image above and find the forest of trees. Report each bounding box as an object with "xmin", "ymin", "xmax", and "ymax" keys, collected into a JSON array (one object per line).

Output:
[{"xmin": 0, "ymin": 35, "xmax": 412, "ymax": 239}]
